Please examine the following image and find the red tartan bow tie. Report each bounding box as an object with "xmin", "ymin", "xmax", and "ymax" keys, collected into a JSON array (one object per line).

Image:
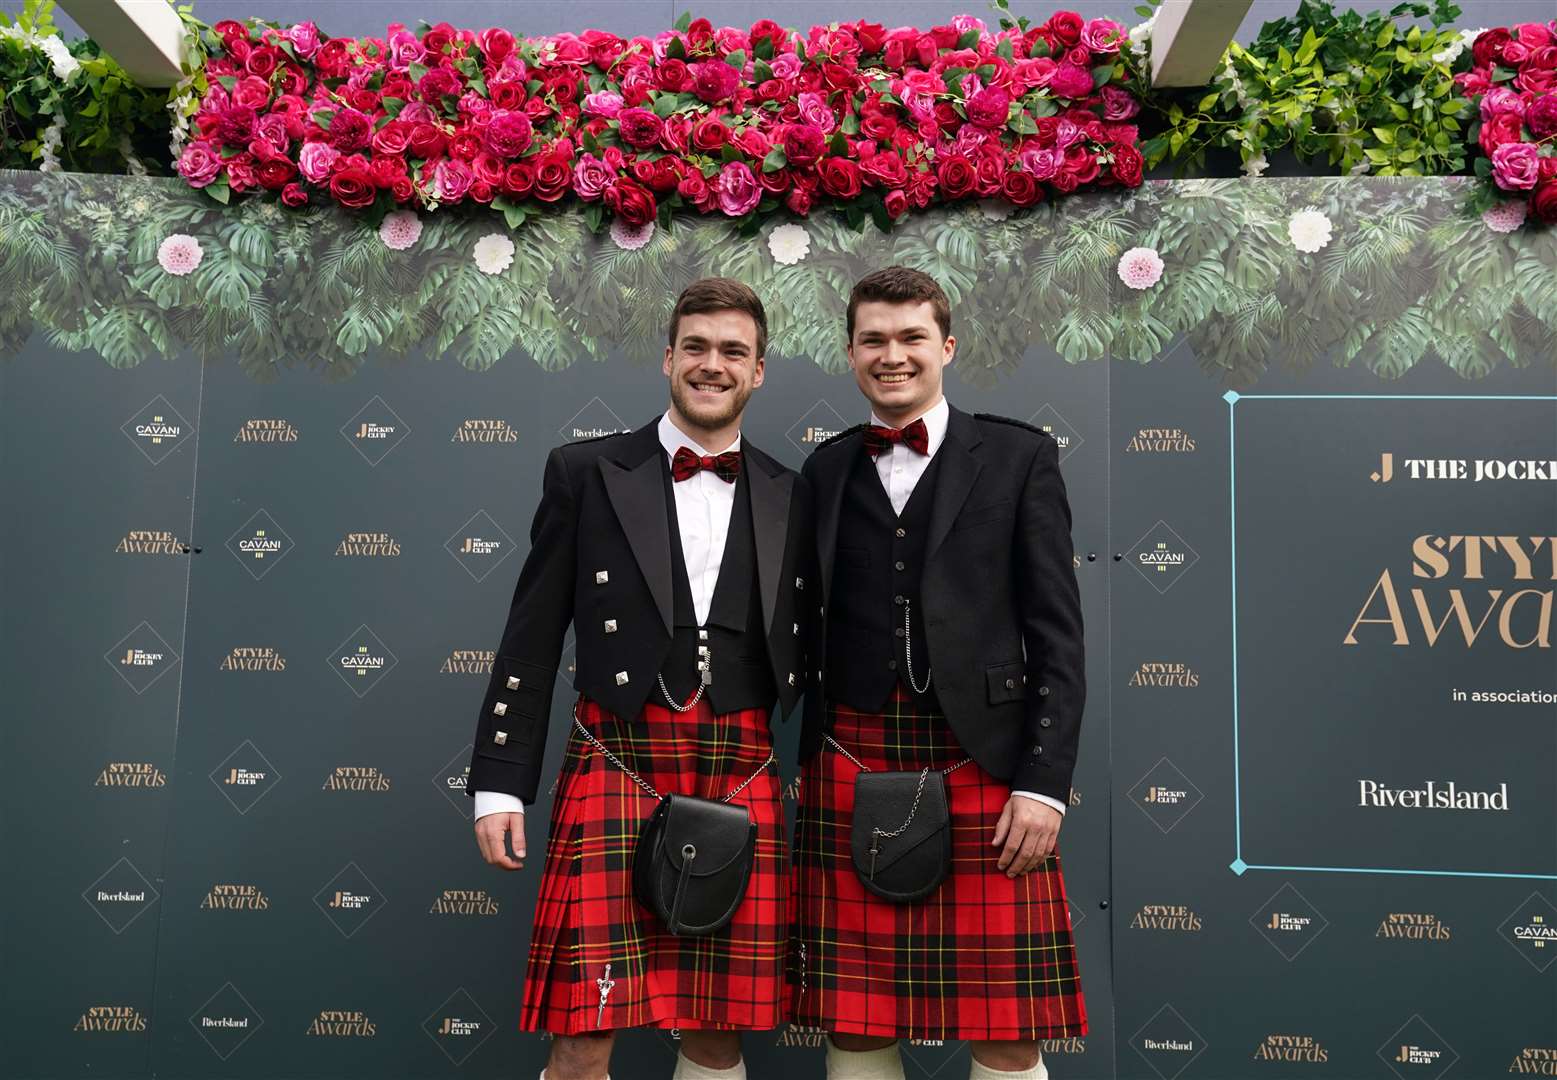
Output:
[
  {"xmin": 863, "ymin": 418, "xmax": 930, "ymax": 457},
  {"xmin": 671, "ymin": 445, "xmax": 742, "ymax": 483}
]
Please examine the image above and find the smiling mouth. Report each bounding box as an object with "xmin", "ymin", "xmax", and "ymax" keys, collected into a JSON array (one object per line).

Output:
[
  {"xmin": 875, "ymin": 371, "xmax": 914, "ymax": 385},
  {"xmin": 690, "ymin": 381, "xmax": 731, "ymax": 394}
]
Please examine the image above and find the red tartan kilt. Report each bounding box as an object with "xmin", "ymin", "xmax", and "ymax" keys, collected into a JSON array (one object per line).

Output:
[
  {"xmin": 787, "ymin": 685, "xmax": 1087, "ymax": 1041},
  {"xmin": 520, "ymin": 693, "xmax": 786, "ymax": 1035}
]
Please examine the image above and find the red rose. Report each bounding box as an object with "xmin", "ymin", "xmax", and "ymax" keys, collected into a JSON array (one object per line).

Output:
[
  {"xmin": 368, "ymin": 155, "xmax": 405, "ymax": 187},
  {"xmin": 420, "ymin": 67, "xmax": 462, "ymax": 100},
  {"xmin": 245, "ymin": 46, "xmax": 281, "ymax": 78},
  {"xmin": 449, "ymin": 132, "xmax": 481, "ymax": 161},
  {"xmin": 786, "ymin": 184, "xmax": 815, "ymax": 215},
  {"xmin": 1110, "ymin": 143, "xmax": 1143, "ymax": 186},
  {"xmin": 757, "ymin": 166, "xmax": 788, "ymax": 194},
  {"xmin": 329, "ymin": 165, "xmax": 376, "ymax": 209},
  {"xmin": 856, "ymin": 21, "xmax": 887, "ymax": 55},
  {"xmin": 783, "ymin": 124, "xmax": 827, "ymax": 167},
  {"xmin": 819, "ymin": 157, "xmax": 862, "ymax": 198},
  {"xmin": 1064, "ymin": 145, "xmax": 1100, "ymax": 184},
  {"xmin": 860, "ymin": 150, "xmax": 908, "ymax": 188},
  {"xmin": 859, "ymin": 95, "xmax": 900, "ymax": 140},
  {"xmin": 1472, "ymin": 28, "xmax": 1511, "ymax": 68},
  {"xmin": 656, "ymin": 58, "xmax": 691, "ymax": 91},
  {"xmin": 315, "ymin": 39, "xmax": 351, "ymax": 78},
  {"xmin": 1047, "ymin": 12, "xmax": 1084, "ymax": 47},
  {"xmin": 372, "ymin": 122, "xmax": 411, "ymax": 156},
  {"xmin": 477, "ymin": 27, "xmax": 515, "ymax": 63},
  {"xmin": 256, "ymin": 157, "xmax": 296, "ymax": 190},
  {"xmin": 937, "ymin": 153, "xmax": 977, "ymax": 198},
  {"xmin": 279, "ymin": 181, "xmax": 309, "ymax": 207},
  {"xmin": 347, "ymin": 87, "xmax": 379, "ymax": 113},
  {"xmin": 691, "ymin": 116, "xmax": 731, "ymax": 150},
  {"xmin": 533, "ymin": 156, "xmax": 571, "ymax": 202},
  {"xmin": 276, "ymin": 67, "xmax": 307, "ymax": 96},
  {"xmin": 677, "ymin": 170, "xmax": 711, "ymax": 204},
  {"xmin": 581, "ymin": 29, "xmax": 627, "ymax": 68},
  {"xmin": 606, "ymin": 178, "xmax": 658, "ymax": 226},
  {"xmin": 328, "ymin": 108, "xmax": 373, "ymax": 153},
  {"xmin": 408, "ymin": 122, "xmax": 446, "ymax": 160},
  {"xmin": 993, "ymin": 169, "xmax": 1029, "ymax": 205},
  {"xmin": 691, "ymin": 60, "xmax": 740, "ymax": 104},
  {"xmin": 1050, "ymin": 169, "xmax": 1079, "ymax": 194},
  {"xmin": 974, "ymin": 154, "xmax": 1005, "ymax": 195},
  {"xmin": 422, "ymin": 22, "xmax": 456, "ymax": 55},
  {"xmin": 469, "ymin": 180, "xmax": 495, "ymax": 204},
  {"xmin": 504, "ymin": 160, "xmax": 536, "ymax": 197},
  {"xmin": 1532, "ymin": 180, "xmax": 1557, "ymax": 225},
  {"xmin": 686, "ymin": 18, "xmax": 715, "ymax": 52},
  {"xmin": 490, "ymin": 81, "xmax": 526, "ymax": 110},
  {"xmin": 391, "ymin": 177, "xmax": 414, "ymax": 203},
  {"xmin": 884, "ymin": 188, "xmax": 909, "ymax": 218},
  {"xmin": 906, "ymin": 168, "xmax": 937, "ymax": 208},
  {"xmin": 1479, "ymin": 111, "xmax": 1525, "ymax": 154}
]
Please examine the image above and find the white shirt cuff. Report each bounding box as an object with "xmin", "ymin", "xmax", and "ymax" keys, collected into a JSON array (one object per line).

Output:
[
  {"xmin": 473, "ymin": 790, "xmax": 525, "ymax": 820},
  {"xmin": 1011, "ymin": 789, "xmax": 1067, "ymax": 816}
]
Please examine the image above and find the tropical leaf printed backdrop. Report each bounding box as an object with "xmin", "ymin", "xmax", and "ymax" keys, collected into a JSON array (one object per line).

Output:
[{"xmin": 0, "ymin": 169, "xmax": 1553, "ymax": 388}]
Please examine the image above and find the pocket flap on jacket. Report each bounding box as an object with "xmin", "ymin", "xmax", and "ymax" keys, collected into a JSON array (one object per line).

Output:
[{"xmin": 985, "ymin": 660, "xmax": 1027, "ymax": 705}]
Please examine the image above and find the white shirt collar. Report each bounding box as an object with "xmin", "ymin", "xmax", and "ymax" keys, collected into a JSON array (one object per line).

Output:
[
  {"xmin": 869, "ymin": 396, "xmax": 949, "ymax": 457},
  {"xmin": 658, "ymin": 411, "xmax": 742, "ymax": 459}
]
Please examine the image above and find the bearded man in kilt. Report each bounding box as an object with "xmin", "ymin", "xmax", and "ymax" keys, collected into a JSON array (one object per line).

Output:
[
  {"xmin": 788, "ymin": 267, "xmax": 1087, "ymax": 1080},
  {"xmin": 468, "ymin": 279, "xmax": 813, "ymax": 1080}
]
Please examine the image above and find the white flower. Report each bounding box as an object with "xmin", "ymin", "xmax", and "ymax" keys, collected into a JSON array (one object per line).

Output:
[
  {"xmin": 38, "ymin": 35, "xmax": 79, "ymax": 81},
  {"xmin": 1128, "ymin": 9, "xmax": 1157, "ymax": 61},
  {"xmin": 1242, "ymin": 152, "xmax": 1269, "ymax": 178},
  {"xmin": 157, "ymin": 234, "xmax": 204, "ymax": 276},
  {"xmin": 978, "ymin": 198, "xmax": 1013, "ymax": 221},
  {"xmin": 1481, "ymin": 200, "xmax": 1527, "ymax": 234},
  {"xmin": 1117, "ymin": 246, "xmax": 1165, "ymax": 289},
  {"xmin": 472, "ymin": 232, "xmax": 516, "ymax": 275},
  {"xmin": 1287, "ymin": 208, "xmax": 1334, "ymax": 253},
  {"xmin": 767, "ymin": 223, "xmax": 811, "ymax": 266},
  {"xmin": 609, "ymin": 217, "xmax": 655, "ymax": 250},
  {"xmin": 378, "ymin": 210, "xmax": 423, "ymax": 251}
]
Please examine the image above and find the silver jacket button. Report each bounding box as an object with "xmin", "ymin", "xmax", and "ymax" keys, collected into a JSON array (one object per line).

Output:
[
  {"xmin": 494, "ymin": 731, "xmax": 508, "ymax": 745},
  {"xmin": 615, "ymin": 671, "xmax": 629, "ymax": 685},
  {"xmin": 604, "ymin": 619, "xmax": 617, "ymax": 633},
  {"xmin": 506, "ymin": 675, "xmax": 521, "ymax": 690},
  {"xmin": 788, "ymin": 672, "xmax": 796, "ymax": 686},
  {"xmin": 492, "ymin": 702, "xmax": 508, "ymax": 716},
  {"xmin": 595, "ymin": 570, "xmax": 609, "ymax": 585}
]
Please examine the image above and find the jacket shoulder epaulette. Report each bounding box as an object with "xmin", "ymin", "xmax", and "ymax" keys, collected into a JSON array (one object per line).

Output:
[
  {"xmin": 814, "ymin": 423, "xmax": 866, "ymax": 451},
  {"xmin": 975, "ymin": 413, "xmax": 1051, "ymax": 438}
]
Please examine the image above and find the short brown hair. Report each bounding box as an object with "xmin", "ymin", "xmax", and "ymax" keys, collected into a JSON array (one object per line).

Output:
[
  {"xmin": 847, "ymin": 266, "xmax": 951, "ymax": 343},
  {"xmin": 668, "ymin": 278, "xmax": 768, "ymax": 358}
]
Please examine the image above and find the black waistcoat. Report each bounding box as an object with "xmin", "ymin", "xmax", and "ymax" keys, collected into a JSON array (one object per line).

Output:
[
  {"xmin": 659, "ymin": 461, "xmax": 777, "ymax": 714},
  {"xmin": 824, "ymin": 447, "xmax": 943, "ymax": 711}
]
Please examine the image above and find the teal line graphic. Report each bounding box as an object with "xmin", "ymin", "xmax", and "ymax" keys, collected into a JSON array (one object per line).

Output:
[{"xmin": 1223, "ymin": 390, "xmax": 1557, "ymax": 881}]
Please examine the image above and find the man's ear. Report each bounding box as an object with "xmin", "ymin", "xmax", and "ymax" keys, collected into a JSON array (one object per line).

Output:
[
  {"xmin": 752, "ymin": 355, "xmax": 765, "ymax": 390},
  {"xmin": 662, "ymin": 345, "xmax": 674, "ymax": 377},
  {"xmin": 942, "ymin": 333, "xmax": 956, "ymax": 367}
]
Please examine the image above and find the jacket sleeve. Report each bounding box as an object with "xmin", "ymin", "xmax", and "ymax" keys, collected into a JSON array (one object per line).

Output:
[
  {"xmin": 1009, "ymin": 435, "xmax": 1086, "ymax": 802},
  {"xmin": 465, "ymin": 446, "xmax": 578, "ymax": 805}
]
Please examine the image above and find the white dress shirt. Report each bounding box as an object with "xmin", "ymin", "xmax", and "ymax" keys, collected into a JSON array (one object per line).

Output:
[
  {"xmin": 868, "ymin": 397, "xmax": 1066, "ymax": 818},
  {"xmin": 474, "ymin": 414, "xmax": 741, "ymax": 821}
]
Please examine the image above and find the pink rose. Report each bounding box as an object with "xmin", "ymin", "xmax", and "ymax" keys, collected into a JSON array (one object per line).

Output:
[
  {"xmin": 1049, "ymin": 63, "xmax": 1095, "ymax": 100},
  {"xmin": 1081, "ymin": 19, "xmax": 1126, "ymax": 54},
  {"xmin": 434, "ymin": 158, "xmax": 475, "ymax": 202},
  {"xmin": 176, "ymin": 143, "xmax": 223, "ymax": 187},
  {"xmin": 1502, "ymin": 41, "xmax": 1531, "ymax": 64},
  {"xmin": 770, "ymin": 53, "xmax": 801, "ymax": 80},
  {"xmin": 1100, "ymin": 85, "xmax": 1140, "ymax": 121},
  {"xmin": 482, "ymin": 109, "xmax": 534, "ymax": 156},
  {"xmin": 1479, "ymin": 88, "xmax": 1526, "ymax": 122},
  {"xmin": 582, "ymin": 91, "xmax": 625, "ymax": 118},
  {"xmin": 716, "ymin": 161, "xmax": 762, "ymax": 216},
  {"xmin": 478, "ymin": 26, "xmax": 516, "ymax": 63},
  {"xmin": 388, "ymin": 30, "xmax": 424, "ymax": 69},
  {"xmin": 230, "ymin": 75, "xmax": 271, "ymax": 110},
  {"xmin": 1492, "ymin": 142, "xmax": 1541, "ymax": 191},
  {"xmin": 285, "ymin": 21, "xmax": 320, "ymax": 59},
  {"xmin": 1513, "ymin": 22, "xmax": 1555, "ymax": 49},
  {"xmin": 965, "ymin": 85, "xmax": 1012, "ymax": 129},
  {"xmin": 797, "ymin": 91, "xmax": 837, "ymax": 132},
  {"xmin": 617, "ymin": 107, "xmax": 664, "ymax": 149},
  {"xmin": 691, "ymin": 60, "xmax": 740, "ymax": 104},
  {"xmin": 298, "ymin": 141, "xmax": 340, "ymax": 182},
  {"xmin": 573, "ymin": 154, "xmax": 614, "ymax": 200},
  {"xmin": 1017, "ymin": 145, "xmax": 1063, "ymax": 180}
]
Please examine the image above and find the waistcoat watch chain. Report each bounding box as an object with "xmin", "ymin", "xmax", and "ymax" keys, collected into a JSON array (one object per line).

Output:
[
  {"xmin": 658, "ymin": 633, "xmax": 713, "ymax": 712},
  {"xmin": 902, "ymin": 598, "xmax": 932, "ymax": 694}
]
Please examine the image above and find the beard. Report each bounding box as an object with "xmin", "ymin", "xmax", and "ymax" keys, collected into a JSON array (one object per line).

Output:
[{"xmin": 668, "ymin": 374, "xmax": 752, "ymax": 432}]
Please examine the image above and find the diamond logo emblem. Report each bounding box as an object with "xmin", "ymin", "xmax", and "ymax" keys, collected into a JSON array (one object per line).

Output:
[
  {"xmin": 1125, "ymin": 520, "xmax": 1200, "ymax": 594},
  {"xmin": 225, "ymin": 509, "xmax": 294, "ymax": 581},
  {"xmin": 187, "ymin": 982, "xmax": 263, "ymax": 1060},
  {"xmin": 325, "ymin": 624, "xmax": 398, "ymax": 698},
  {"xmin": 787, "ymin": 400, "xmax": 851, "ymax": 455},
  {"xmin": 313, "ymin": 861, "xmax": 386, "ymax": 939},
  {"xmin": 422, "ymin": 987, "xmax": 495, "ymax": 1065},
  {"xmin": 1377, "ymin": 1014, "xmax": 1459, "ymax": 1079},
  {"xmin": 1250, "ymin": 882, "xmax": 1330, "ymax": 961},
  {"xmin": 1130, "ymin": 1003, "xmax": 1207, "ymax": 1080},
  {"xmin": 122, "ymin": 394, "xmax": 192, "ymax": 465},
  {"xmin": 103, "ymin": 621, "xmax": 180, "ymax": 695},
  {"xmin": 1128, "ymin": 757, "xmax": 1205, "ymax": 834},
  {"xmin": 340, "ymin": 395, "xmax": 409, "ymax": 466},
  {"xmin": 208, "ymin": 740, "xmax": 282, "ymax": 815},
  {"xmin": 1028, "ymin": 403, "xmax": 1084, "ymax": 463},
  {"xmin": 445, "ymin": 509, "xmax": 517, "ymax": 583},
  {"xmin": 81, "ymin": 857, "xmax": 160, "ymax": 934},
  {"xmin": 558, "ymin": 397, "xmax": 630, "ymax": 443}
]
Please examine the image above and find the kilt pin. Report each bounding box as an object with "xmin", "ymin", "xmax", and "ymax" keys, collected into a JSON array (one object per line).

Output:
[
  {"xmin": 788, "ymin": 401, "xmax": 1089, "ymax": 1042},
  {"xmin": 521, "ymin": 694, "xmax": 787, "ymax": 1035}
]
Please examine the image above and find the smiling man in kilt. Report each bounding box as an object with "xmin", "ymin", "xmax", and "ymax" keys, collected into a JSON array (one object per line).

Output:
[
  {"xmin": 788, "ymin": 267, "xmax": 1087, "ymax": 1080},
  {"xmin": 467, "ymin": 279, "xmax": 813, "ymax": 1080}
]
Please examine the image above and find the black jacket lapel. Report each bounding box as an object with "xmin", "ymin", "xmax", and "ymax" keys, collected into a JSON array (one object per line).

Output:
[
  {"xmin": 599, "ymin": 422, "xmax": 674, "ymax": 636},
  {"xmin": 925, "ymin": 405, "xmax": 983, "ymax": 563},
  {"xmin": 815, "ymin": 430, "xmax": 862, "ymax": 605},
  {"xmin": 743, "ymin": 442, "xmax": 793, "ymax": 636}
]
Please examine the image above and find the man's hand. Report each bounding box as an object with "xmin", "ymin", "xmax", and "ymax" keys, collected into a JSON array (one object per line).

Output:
[
  {"xmin": 992, "ymin": 796, "xmax": 1062, "ymax": 877},
  {"xmin": 474, "ymin": 812, "xmax": 526, "ymax": 871}
]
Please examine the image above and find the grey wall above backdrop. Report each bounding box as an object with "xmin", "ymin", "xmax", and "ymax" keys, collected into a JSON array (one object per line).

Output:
[{"xmin": 0, "ymin": 171, "xmax": 1554, "ymax": 1080}]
